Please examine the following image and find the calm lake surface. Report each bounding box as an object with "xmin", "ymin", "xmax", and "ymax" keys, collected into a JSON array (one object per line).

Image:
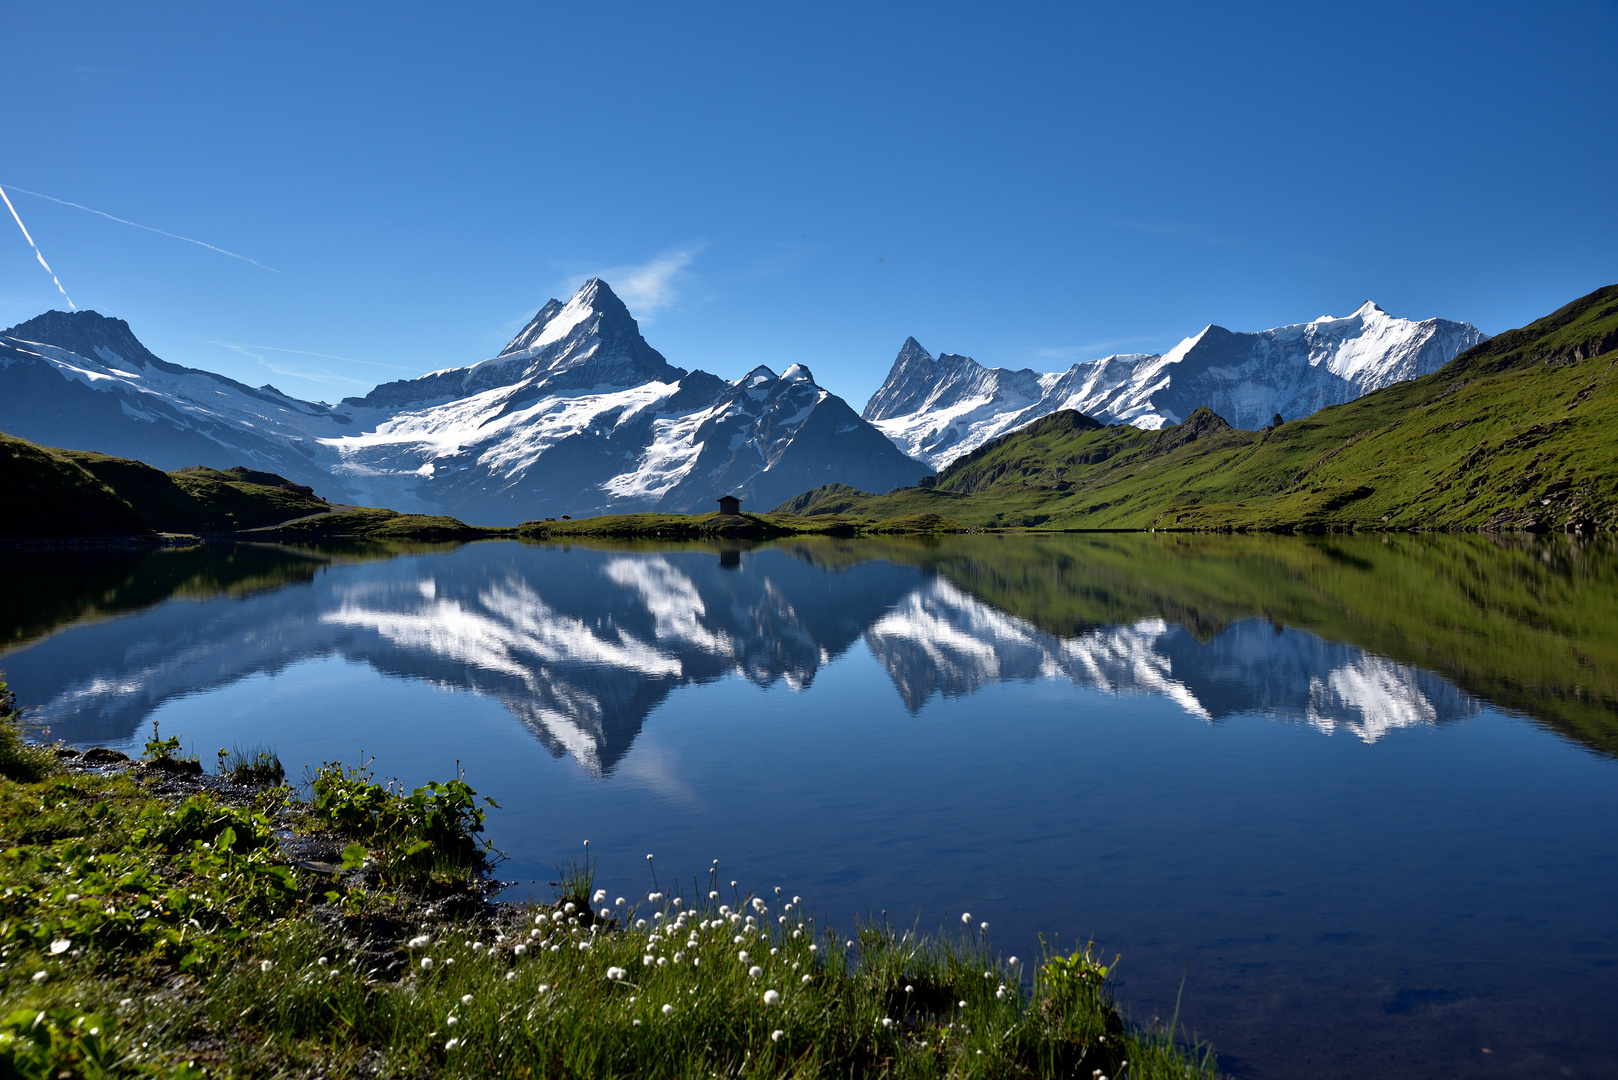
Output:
[{"xmin": 3, "ymin": 534, "xmax": 1616, "ymax": 1079}]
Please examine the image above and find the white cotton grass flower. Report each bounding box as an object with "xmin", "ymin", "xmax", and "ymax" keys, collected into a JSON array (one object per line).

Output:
[
  {"xmin": 505, "ymin": 971, "xmax": 517, "ymax": 982},
  {"xmin": 738, "ymin": 951, "xmax": 749, "ymax": 963},
  {"xmin": 444, "ymin": 1037, "xmax": 459, "ymax": 1051},
  {"xmin": 801, "ymin": 974, "xmax": 812, "ymax": 984},
  {"xmin": 980, "ymin": 922, "xmax": 989, "ymax": 932},
  {"xmin": 961, "ymin": 912, "xmax": 972, "ymax": 925},
  {"xmin": 661, "ymin": 1003, "xmax": 674, "ymax": 1016},
  {"xmin": 514, "ymin": 943, "xmax": 527, "ymax": 956},
  {"xmin": 905, "ymin": 985, "xmax": 914, "ymax": 993},
  {"xmin": 538, "ymin": 983, "xmax": 550, "ymax": 994},
  {"xmin": 49, "ymin": 939, "xmax": 71, "ymax": 955},
  {"xmin": 607, "ymin": 966, "xmax": 627, "ymax": 981},
  {"xmin": 260, "ymin": 960, "xmax": 274, "ymax": 972},
  {"xmin": 771, "ymin": 1029, "xmax": 784, "ymax": 1043},
  {"xmin": 881, "ymin": 1017, "xmax": 894, "ymax": 1028},
  {"xmin": 420, "ymin": 957, "xmax": 433, "ymax": 970},
  {"xmin": 31, "ymin": 971, "xmax": 48, "ymax": 984},
  {"xmin": 593, "ymin": 888, "xmax": 607, "ymax": 903},
  {"xmin": 461, "ymin": 994, "xmax": 473, "ymax": 1005},
  {"xmin": 709, "ymin": 890, "xmax": 719, "ymax": 900},
  {"xmin": 762, "ymin": 989, "xmax": 781, "ymax": 1005},
  {"xmin": 408, "ymin": 933, "xmax": 431, "ymax": 947},
  {"xmin": 317, "ymin": 956, "xmax": 329, "ymax": 967},
  {"xmin": 748, "ymin": 966, "xmax": 763, "ymax": 979}
]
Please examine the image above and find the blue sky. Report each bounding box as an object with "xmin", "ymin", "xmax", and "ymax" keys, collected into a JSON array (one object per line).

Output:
[{"xmin": 3, "ymin": 1, "xmax": 1616, "ymax": 407}]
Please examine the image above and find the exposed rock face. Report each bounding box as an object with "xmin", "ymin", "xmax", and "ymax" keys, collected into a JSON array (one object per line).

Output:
[
  {"xmin": 0, "ymin": 279, "xmax": 929, "ymax": 523},
  {"xmin": 865, "ymin": 303, "xmax": 1486, "ymax": 468}
]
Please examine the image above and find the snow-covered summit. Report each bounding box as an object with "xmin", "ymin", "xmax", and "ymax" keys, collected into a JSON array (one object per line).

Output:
[
  {"xmin": 0, "ymin": 279, "xmax": 928, "ymax": 523},
  {"xmin": 866, "ymin": 303, "xmax": 1485, "ymax": 468}
]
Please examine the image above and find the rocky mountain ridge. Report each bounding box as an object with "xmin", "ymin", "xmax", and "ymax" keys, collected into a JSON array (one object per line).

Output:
[{"xmin": 866, "ymin": 302, "xmax": 1486, "ymax": 468}]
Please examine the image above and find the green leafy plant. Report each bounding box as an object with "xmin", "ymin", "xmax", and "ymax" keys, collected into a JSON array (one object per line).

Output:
[
  {"xmin": 215, "ymin": 744, "xmax": 286, "ymax": 786},
  {"xmin": 308, "ymin": 758, "xmax": 498, "ymax": 886},
  {"xmin": 140, "ymin": 720, "xmax": 183, "ymax": 764},
  {"xmin": 0, "ymin": 673, "xmax": 54, "ymax": 783}
]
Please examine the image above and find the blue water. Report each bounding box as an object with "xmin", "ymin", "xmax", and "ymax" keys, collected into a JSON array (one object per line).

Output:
[{"xmin": 3, "ymin": 538, "xmax": 1615, "ymax": 1078}]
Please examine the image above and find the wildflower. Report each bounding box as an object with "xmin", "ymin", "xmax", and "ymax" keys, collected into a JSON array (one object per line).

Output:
[
  {"xmin": 49, "ymin": 939, "xmax": 71, "ymax": 955},
  {"xmin": 801, "ymin": 974, "xmax": 812, "ymax": 984},
  {"xmin": 563, "ymin": 902, "xmax": 575, "ymax": 913},
  {"xmin": 444, "ymin": 1038, "xmax": 459, "ymax": 1051},
  {"xmin": 905, "ymin": 985, "xmax": 914, "ymax": 994},
  {"xmin": 662, "ymin": 1004, "xmax": 674, "ymax": 1016},
  {"xmin": 961, "ymin": 912, "xmax": 972, "ymax": 925},
  {"xmin": 538, "ymin": 983, "xmax": 551, "ymax": 993},
  {"xmin": 980, "ymin": 922, "xmax": 989, "ymax": 932},
  {"xmin": 771, "ymin": 1029, "xmax": 784, "ymax": 1043},
  {"xmin": 673, "ymin": 952, "xmax": 684, "ymax": 963},
  {"xmin": 471, "ymin": 942, "xmax": 485, "ymax": 952},
  {"xmin": 808, "ymin": 944, "xmax": 818, "ymax": 952},
  {"xmin": 792, "ymin": 930, "xmax": 801, "ymax": 939},
  {"xmin": 738, "ymin": 951, "xmax": 749, "ymax": 963},
  {"xmin": 607, "ymin": 967, "xmax": 627, "ymax": 981},
  {"xmin": 31, "ymin": 971, "xmax": 48, "ymax": 984},
  {"xmin": 657, "ymin": 957, "xmax": 667, "ymax": 967},
  {"xmin": 118, "ymin": 999, "xmax": 132, "ymax": 1009},
  {"xmin": 421, "ymin": 957, "xmax": 434, "ymax": 970},
  {"xmin": 881, "ymin": 1017, "xmax": 894, "ymax": 1028},
  {"xmin": 261, "ymin": 960, "xmax": 274, "ymax": 972},
  {"xmin": 792, "ymin": 895, "xmax": 800, "ymax": 904},
  {"xmin": 748, "ymin": 966, "xmax": 763, "ymax": 979},
  {"xmin": 763, "ymin": 989, "xmax": 781, "ymax": 1005},
  {"xmin": 709, "ymin": 890, "xmax": 719, "ymax": 900},
  {"xmin": 600, "ymin": 908, "xmax": 611, "ymax": 919},
  {"xmin": 734, "ymin": 935, "xmax": 746, "ymax": 945},
  {"xmin": 514, "ymin": 944, "xmax": 528, "ymax": 956},
  {"xmin": 845, "ymin": 940, "xmax": 854, "ymax": 949},
  {"xmin": 446, "ymin": 1015, "xmax": 458, "ymax": 1027},
  {"xmin": 616, "ymin": 896, "xmax": 626, "ymax": 906},
  {"xmin": 996, "ymin": 986, "xmax": 1006, "ymax": 999},
  {"xmin": 506, "ymin": 971, "xmax": 517, "ymax": 982},
  {"xmin": 635, "ymin": 919, "xmax": 647, "ymax": 929},
  {"xmin": 1008, "ymin": 956, "xmax": 1019, "ymax": 967},
  {"xmin": 535, "ymin": 914, "xmax": 548, "ymax": 925},
  {"xmin": 632, "ymin": 1019, "xmax": 641, "ymax": 1027},
  {"xmin": 529, "ymin": 929, "xmax": 541, "ymax": 939},
  {"xmin": 958, "ymin": 1001, "xmax": 967, "ymax": 1008},
  {"xmin": 770, "ymin": 947, "xmax": 778, "ymax": 956},
  {"xmin": 592, "ymin": 889, "xmax": 607, "ymax": 903},
  {"xmin": 461, "ymin": 994, "xmax": 473, "ymax": 1005},
  {"xmin": 672, "ymin": 898, "xmax": 683, "ymax": 908},
  {"xmin": 317, "ymin": 956, "xmax": 329, "ymax": 967}
]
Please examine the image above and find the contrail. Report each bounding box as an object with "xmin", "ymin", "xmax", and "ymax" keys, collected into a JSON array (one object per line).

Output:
[
  {"xmin": 0, "ymin": 185, "xmax": 76, "ymax": 309},
  {"xmin": 0, "ymin": 184, "xmax": 280, "ymax": 273}
]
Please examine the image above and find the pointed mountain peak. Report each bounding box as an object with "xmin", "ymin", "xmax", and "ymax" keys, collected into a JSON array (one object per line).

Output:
[
  {"xmin": 781, "ymin": 362, "xmax": 815, "ymax": 384},
  {"xmin": 744, "ymin": 364, "xmax": 779, "ymax": 385},
  {"xmin": 1, "ymin": 309, "xmax": 163, "ymax": 369},
  {"xmin": 499, "ymin": 277, "xmax": 637, "ymax": 358},
  {"xmin": 897, "ymin": 336, "xmax": 933, "ymax": 363},
  {"xmin": 1353, "ymin": 300, "xmax": 1388, "ymax": 319}
]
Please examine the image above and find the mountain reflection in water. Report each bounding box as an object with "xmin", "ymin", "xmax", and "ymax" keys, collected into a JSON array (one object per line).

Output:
[{"xmin": 12, "ymin": 534, "xmax": 1598, "ymax": 769}]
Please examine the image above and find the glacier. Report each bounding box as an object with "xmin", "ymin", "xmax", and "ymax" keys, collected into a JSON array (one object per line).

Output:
[
  {"xmin": 0, "ymin": 278, "xmax": 929, "ymax": 523},
  {"xmin": 864, "ymin": 302, "xmax": 1487, "ymax": 469}
]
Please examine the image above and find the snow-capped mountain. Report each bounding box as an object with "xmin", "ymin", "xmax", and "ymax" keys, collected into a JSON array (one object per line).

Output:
[
  {"xmin": 866, "ymin": 303, "xmax": 1486, "ymax": 468},
  {"xmin": 7, "ymin": 543, "xmax": 1475, "ymax": 774},
  {"xmin": 0, "ymin": 279, "xmax": 929, "ymax": 522}
]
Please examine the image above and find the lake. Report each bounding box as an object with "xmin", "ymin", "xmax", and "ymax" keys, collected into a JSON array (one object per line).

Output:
[{"xmin": 3, "ymin": 533, "xmax": 1615, "ymax": 1079}]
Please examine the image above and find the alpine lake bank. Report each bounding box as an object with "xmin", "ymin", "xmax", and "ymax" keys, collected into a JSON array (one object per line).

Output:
[{"xmin": 0, "ymin": 683, "xmax": 1214, "ymax": 1080}]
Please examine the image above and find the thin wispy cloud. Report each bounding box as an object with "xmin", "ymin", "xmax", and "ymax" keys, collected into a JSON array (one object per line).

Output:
[
  {"xmin": 2, "ymin": 184, "xmax": 280, "ymax": 272},
  {"xmin": 1032, "ymin": 337, "xmax": 1153, "ymax": 363},
  {"xmin": 208, "ymin": 340, "xmax": 414, "ymax": 372},
  {"xmin": 578, "ymin": 243, "xmax": 706, "ymax": 321}
]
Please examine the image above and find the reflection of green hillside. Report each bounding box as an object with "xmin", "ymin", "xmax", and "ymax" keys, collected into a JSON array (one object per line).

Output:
[
  {"xmin": 0, "ymin": 542, "xmax": 458, "ymax": 654},
  {"xmin": 796, "ymin": 533, "xmax": 1618, "ymax": 757}
]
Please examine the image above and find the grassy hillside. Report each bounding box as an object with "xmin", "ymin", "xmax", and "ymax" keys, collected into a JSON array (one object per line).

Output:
[
  {"xmin": 1, "ymin": 431, "xmax": 502, "ymax": 542},
  {"xmin": 780, "ymin": 284, "xmax": 1618, "ymax": 532}
]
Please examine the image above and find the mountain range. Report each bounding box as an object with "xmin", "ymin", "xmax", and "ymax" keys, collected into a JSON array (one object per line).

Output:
[
  {"xmin": 864, "ymin": 302, "xmax": 1486, "ymax": 468},
  {"xmin": 0, "ymin": 279, "xmax": 929, "ymax": 524},
  {"xmin": 787, "ymin": 283, "xmax": 1618, "ymax": 533}
]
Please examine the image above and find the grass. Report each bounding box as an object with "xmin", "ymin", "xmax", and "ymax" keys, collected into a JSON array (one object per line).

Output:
[
  {"xmin": 0, "ymin": 741, "xmax": 1217, "ymax": 1079},
  {"xmin": 242, "ymin": 507, "xmax": 514, "ymax": 542},
  {"xmin": 777, "ymin": 283, "xmax": 1618, "ymax": 533},
  {"xmin": 518, "ymin": 510, "xmax": 968, "ymax": 540}
]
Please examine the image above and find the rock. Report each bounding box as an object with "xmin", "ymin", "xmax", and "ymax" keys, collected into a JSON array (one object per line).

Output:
[{"xmin": 82, "ymin": 747, "xmax": 130, "ymax": 764}]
